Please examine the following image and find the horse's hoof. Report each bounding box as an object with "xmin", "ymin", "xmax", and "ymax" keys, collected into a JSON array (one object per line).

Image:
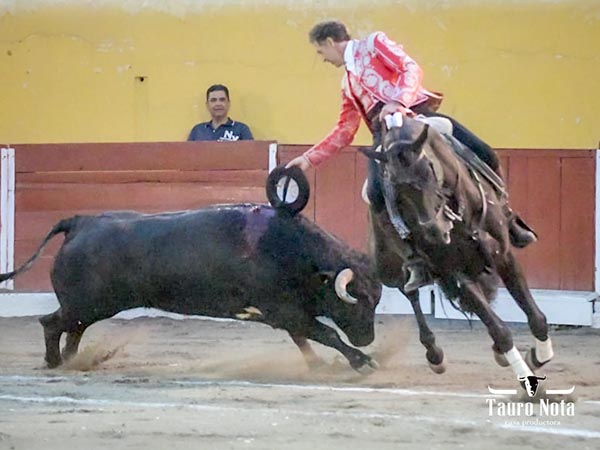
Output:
[
  {"xmin": 355, "ymin": 357, "xmax": 380, "ymax": 375},
  {"xmin": 525, "ymin": 347, "xmax": 551, "ymax": 371},
  {"xmin": 426, "ymin": 348, "xmax": 445, "ymax": 374},
  {"xmin": 428, "ymin": 359, "xmax": 446, "ymax": 374},
  {"xmin": 493, "ymin": 350, "xmax": 510, "ymax": 367}
]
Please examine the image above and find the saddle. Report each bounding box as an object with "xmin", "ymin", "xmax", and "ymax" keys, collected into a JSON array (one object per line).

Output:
[
  {"xmin": 414, "ymin": 115, "xmax": 507, "ymax": 199},
  {"xmin": 363, "ymin": 115, "xmax": 509, "ymax": 241},
  {"xmin": 443, "ymin": 134, "xmax": 507, "ymax": 198}
]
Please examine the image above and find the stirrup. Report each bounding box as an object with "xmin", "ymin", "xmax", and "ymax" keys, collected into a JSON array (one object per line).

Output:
[{"xmin": 404, "ymin": 264, "xmax": 431, "ymax": 292}]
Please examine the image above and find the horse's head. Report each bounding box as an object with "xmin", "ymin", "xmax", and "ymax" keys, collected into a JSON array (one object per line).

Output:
[{"xmin": 361, "ymin": 117, "xmax": 453, "ymax": 245}]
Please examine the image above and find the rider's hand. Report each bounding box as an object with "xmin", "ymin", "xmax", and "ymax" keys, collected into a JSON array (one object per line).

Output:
[
  {"xmin": 285, "ymin": 155, "xmax": 311, "ymax": 172},
  {"xmin": 379, "ymin": 101, "xmax": 413, "ymax": 122}
]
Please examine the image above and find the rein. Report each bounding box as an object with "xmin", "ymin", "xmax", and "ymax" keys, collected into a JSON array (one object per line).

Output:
[
  {"xmin": 382, "ymin": 180, "xmax": 411, "ymax": 239},
  {"xmin": 469, "ymin": 169, "xmax": 488, "ymax": 231},
  {"xmin": 376, "ymin": 118, "xmax": 491, "ymax": 242},
  {"xmin": 436, "ymin": 139, "xmax": 489, "ymax": 234},
  {"xmin": 381, "ymin": 122, "xmax": 493, "ymax": 241},
  {"xmin": 439, "ymin": 140, "xmax": 497, "ymax": 241}
]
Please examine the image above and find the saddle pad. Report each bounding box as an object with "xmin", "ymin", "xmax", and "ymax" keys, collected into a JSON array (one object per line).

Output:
[{"xmin": 444, "ymin": 135, "xmax": 507, "ymax": 197}]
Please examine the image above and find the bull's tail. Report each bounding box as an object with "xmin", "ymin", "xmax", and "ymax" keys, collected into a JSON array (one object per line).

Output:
[
  {"xmin": 0, "ymin": 217, "xmax": 77, "ymax": 283},
  {"xmin": 266, "ymin": 165, "xmax": 310, "ymax": 216}
]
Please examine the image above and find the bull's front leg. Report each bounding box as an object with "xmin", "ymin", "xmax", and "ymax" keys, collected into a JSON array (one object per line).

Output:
[
  {"xmin": 304, "ymin": 320, "xmax": 378, "ymax": 374},
  {"xmin": 288, "ymin": 332, "xmax": 327, "ymax": 371}
]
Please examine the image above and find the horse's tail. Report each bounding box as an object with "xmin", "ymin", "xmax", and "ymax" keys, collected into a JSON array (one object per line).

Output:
[
  {"xmin": 438, "ymin": 276, "xmax": 475, "ymax": 325},
  {"xmin": 0, "ymin": 217, "xmax": 76, "ymax": 283}
]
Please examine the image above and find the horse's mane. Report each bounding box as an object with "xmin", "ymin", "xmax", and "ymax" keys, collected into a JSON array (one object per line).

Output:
[{"xmin": 404, "ymin": 118, "xmax": 497, "ymax": 219}]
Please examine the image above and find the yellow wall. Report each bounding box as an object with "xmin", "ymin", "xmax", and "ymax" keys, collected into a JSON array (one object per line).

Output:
[{"xmin": 0, "ymin": 0, "xmax": 598, "ymax": 148}]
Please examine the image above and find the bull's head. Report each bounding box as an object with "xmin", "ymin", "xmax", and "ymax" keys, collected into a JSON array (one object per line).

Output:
[
  {"xmin": 324, "ymin": 266, "xmax": 381, "ymax": 347},
  {"xmin": 335, "ymin": 268, "xmax": 359, "ymax": 305},
  {"xmin": 361, "ymin": 119, "xmax": 453, "ymax": 246},
  {"xmin": 518, "ymin": 375, "xmax": 547, "ymax": 397}
]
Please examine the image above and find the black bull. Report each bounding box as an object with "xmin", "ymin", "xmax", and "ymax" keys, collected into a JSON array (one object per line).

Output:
[{"xmin": 0, "ymin": 183, "xmax": 382, "ymax": 372}]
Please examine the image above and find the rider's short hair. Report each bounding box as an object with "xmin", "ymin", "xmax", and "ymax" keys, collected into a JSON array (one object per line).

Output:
[
  {"xmin": 309, "ymin": 20, "xmax": 351, "ymax": 44},
  {"xmin": 206, "ymin": 84, "xmax": 230, "ymax": 101}
]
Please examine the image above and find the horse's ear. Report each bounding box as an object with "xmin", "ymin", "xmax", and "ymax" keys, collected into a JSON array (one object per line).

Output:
[
  {"xmin": 359, "ymin": 146, "xmax": 388, "ymax": 162},
  {"xmin": 410, "ymin": 124, "xmax": 429, "ymax": 153}
]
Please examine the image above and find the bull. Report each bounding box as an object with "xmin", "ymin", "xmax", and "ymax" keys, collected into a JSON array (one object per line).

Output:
[{"xmin": 0, "ymin": 168, "xmax": 382, "ymax": 372}]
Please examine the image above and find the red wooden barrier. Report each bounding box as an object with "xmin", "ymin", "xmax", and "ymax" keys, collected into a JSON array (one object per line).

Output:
[
  {"xmin": 4, "ymin": 141, "xmax": 596, "ymax": 292},
  {"xmin": 279, "ymin": 146, "xmax": 596, "ymax": 292},
  {"xmin": 11, "ymin": 141, "xmax": 273, "ymax": 291},
  {"xmin": 497, "ymin": 149, "xmax": 595, "ymax": 291}
]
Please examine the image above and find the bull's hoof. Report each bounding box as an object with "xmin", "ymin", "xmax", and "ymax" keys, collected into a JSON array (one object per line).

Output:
[
  {"xmin": 525, "ymin": 347, "xmax": 551, "ymax": 371},
  {"xmin": 305, "ymin": 357, "xmax": 329, "ymax": 372},
  {"xmin": 493, "ymin": 349, "xmax": 510, "ymax": 367},
  {"xmin": 45, "ymin": 357, "xmax": 62, "ymax": 369},
  {"xmin": 428, "ymin": 359, "xmax": 446, "ymax": 374},
  {"xmin": 354, "ymin": 356, "xmax": 380, "ymax": 375}
]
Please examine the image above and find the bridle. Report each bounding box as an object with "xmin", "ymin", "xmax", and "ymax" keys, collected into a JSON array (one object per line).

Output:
[{"xmin": 378, "ymin": 118, "xmax": 469, "ymax": 242}]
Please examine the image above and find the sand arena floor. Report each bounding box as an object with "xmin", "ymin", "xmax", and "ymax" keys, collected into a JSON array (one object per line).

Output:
[{"xmin": 0, "ymin": 314, "xmax": 599, "ymax": 449}]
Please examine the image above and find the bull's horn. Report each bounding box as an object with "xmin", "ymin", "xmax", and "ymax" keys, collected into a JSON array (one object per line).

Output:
[{"xmin": 335, "ymin": 268, "xmax": 358, "ymax": 305}]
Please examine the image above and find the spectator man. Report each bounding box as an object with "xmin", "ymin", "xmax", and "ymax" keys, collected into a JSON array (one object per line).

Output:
[{"xmin": 188, "ymin": 84, "xmax": 253, "ymax": 142}]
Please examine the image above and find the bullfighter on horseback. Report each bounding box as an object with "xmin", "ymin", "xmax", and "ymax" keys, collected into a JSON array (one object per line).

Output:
[{"xmin": 286, "ymin": 20, "xmax": 537, "ymax": 292}]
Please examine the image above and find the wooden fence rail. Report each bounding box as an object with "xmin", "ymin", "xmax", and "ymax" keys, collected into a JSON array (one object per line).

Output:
[{"xmin": 0, "ymin": 141, "xmax": 595, "ymax": 293}]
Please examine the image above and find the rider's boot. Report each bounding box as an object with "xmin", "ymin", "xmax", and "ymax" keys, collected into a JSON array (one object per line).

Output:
[
  {"xmin": 389, "ymin": 235, "xmax": 432, "ymax": 292},
  {"xmin": 506, "ymin": 207, "xmax": 538, "ymax": 248}
]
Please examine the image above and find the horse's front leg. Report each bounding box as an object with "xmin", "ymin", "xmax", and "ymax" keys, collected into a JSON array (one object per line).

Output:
[
  {"xmin": 405, "ymin": 289, "xmax": 446, "ymax": 374},
  {"xmin": 496, "ymin": 251, "xmax": 553, "ymax": 370},
  {"xmin": 458, "ymin": 278, "xmax": 533, "ymax": 379},
  {"xmin": 368, "ymin": 210, "xmax": 445, "ymax": 374}
]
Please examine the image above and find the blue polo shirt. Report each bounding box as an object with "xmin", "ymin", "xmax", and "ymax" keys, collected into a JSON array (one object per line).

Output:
[{"xmin": 188, "ymin": 118, "xmax": 254, "ymax": 142}]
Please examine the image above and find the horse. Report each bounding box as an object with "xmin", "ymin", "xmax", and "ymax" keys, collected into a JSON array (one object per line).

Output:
[{"xmin": 360, "ymin": 114, "xmax": 553, "ymax": 379}]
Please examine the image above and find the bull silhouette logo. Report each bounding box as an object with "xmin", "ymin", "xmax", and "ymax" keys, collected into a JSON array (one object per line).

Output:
[
  {"xmin": 488, "ymin": 375, "xmax": 574, "ymax": 396},
  {"xmin": 518, "ymin": 375, "xmax": 547, "ymax": 397}
]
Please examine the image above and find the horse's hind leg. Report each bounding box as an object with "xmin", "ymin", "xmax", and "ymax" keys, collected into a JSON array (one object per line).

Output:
[
  {"xmin": 405, "ymin": 290, "xmax": 445, "ymax": 374},
  {"xmin": 497, "ymin": 251, "xmax": 553, "ymax": 369},
  {"xmin": 39, "ymin": 309, "xmax": 66, "ymax": 368},
  {"xmin": 459, "ymin": 279, "xmax": 533, "ymax": 379}
]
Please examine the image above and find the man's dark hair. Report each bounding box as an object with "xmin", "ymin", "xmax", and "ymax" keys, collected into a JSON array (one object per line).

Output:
[
  {"xmin": 206, "ymin": 84, "xmax": 230, "ymax": 101},
  {"xmin": 308, "ymin": 20, "xmax": 351, "ymax": 44}
]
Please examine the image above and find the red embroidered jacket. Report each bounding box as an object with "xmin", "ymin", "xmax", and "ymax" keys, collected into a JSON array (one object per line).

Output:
[{"xmin": 304, "ymin": 31, "xmax": 441, "ymax": 167}]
